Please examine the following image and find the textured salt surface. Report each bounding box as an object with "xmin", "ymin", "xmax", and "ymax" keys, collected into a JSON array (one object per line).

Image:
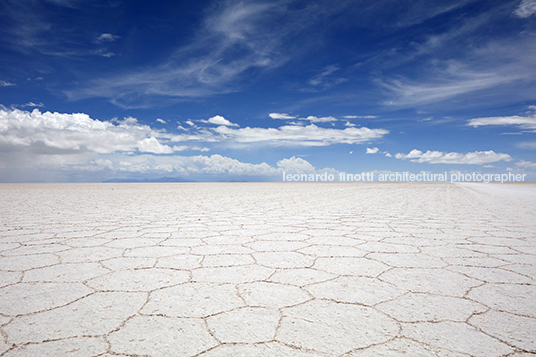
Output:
[{"xmin": 0, "ymin": 182, "xmax": 535, "ymax": 356}]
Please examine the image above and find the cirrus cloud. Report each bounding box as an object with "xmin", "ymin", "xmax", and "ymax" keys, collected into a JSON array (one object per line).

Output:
[{"xmin": 513, "ymin": 0, "xmax": 536, "ymax": 18}]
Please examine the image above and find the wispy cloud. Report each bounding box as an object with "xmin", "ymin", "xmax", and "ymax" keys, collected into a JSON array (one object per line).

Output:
[
  {"xmin": 376, "ymin": 3, "xmax": 536, "ymax": 108},
  {"xmin": 467, "ymin": 111, "xmax": 536, "ymax": 131},
  {"xmin": 516, "ymin": 159, "xmax": 536, "ymax": 168},
  {"xmin": 343, "ymin": 115, "xmax": 378, "ymax": 119},
  {"xmin": 379, "ymin": 68, "xmax": 522, "ymax": 107},
  {"xmin": 518, "ymin": 141, "xmax": 536, "ymax": 149},
  {"xmin": 395, "ymin": 149, "xmax": 513, "ymax": 165},
  {"xmin": 96, "ymin": 33, "xmax": 120, "ymax": 43},
  {"xmin": 303, "ymin": 65, "xmax": 347, "ymax": 91},
  {"xmin": 513, "ymin": 0, "xmax": 536, "ymax": 18},
  {"xmin": 69, "ymin": 0, "xmax": 328, "ymax": 107},
  {"xmin": 1, "ymin": 80, "xmax": 15, "ymax": 87},
  {"xmin": 269, "ymin": 113, "xmax": 337, "ymax": 123},
  {"xmin": 17, "ymin": 102, "xmax": 44, "ymax": 108}
]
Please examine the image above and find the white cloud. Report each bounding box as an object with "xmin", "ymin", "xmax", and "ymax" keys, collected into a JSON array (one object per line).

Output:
[
  {"xmin": 0, "ymin": 108, "xmax": 355, "ymax": 182},
  {"xmin": 518, "ymin": 141, "xmax": 536, "ymax": 149},
  {"xmin": 96, "ymin": 33, "xmax": 120, "ymax": 42},
  {"xmin": 301, "ymin": 116, "xmax": 338, "ymax": 123},
  {"xmin": 172, "ymin": 145, "xmax": 210, "ymax": 152},
  {"xmin": 21, "ymin": 102, "xmax": 44, "ymax": 107},
  {"xmin": 467, "ymin": 114, "xmax": 536, "ymax": 131},
  {"xmin": 0, "ymin": 108, "xmax": 166, "ymax": 154},
  {"xmin": 94, "ymin": 154, "xmax": 293, "ymax": 177},
  {"xmin": 516, "ymin": 160, "xmax": 536, "ymax": 169},
  {"xmin": 197, "ymin": 124, "xmax": 388, "ymax": 146},
  {"xmin": 395, "ymin": 149, "xmax": 513, "ymax": 165},
  {"xmin": 206, "ymin": 115, "xmax": 239, "ymax": 127},
  {"xmin": 276, "ymin": 156, "xmax": 315, "ymax": 173},
  {"xmin": 271, "ymin": 113, "xmax": 341, "ymax": 123},
  {"xmin": 343, "ymin": 115, "xmax": 378, "ymax": 119},
  {"xmin": 513, "ymin": 0, "xmax": 536, "ymax": 18},
  {"xmin": 156, "ymin": 118, "xmax": 166, "ymax": 124},
  {"xmin": 344, "ymin": 121, "xmax": 356, "ymax": 127},
  {"xmin": 0, "ymin": 109, "xmax": 389, "ymax": 154},
  {"xmin": 269, "ymin": 113, "xmax": 297, "ymax": 120},
  {"xmin": 73, "ymin": 153, "xmax": 282, "ymax": 178},
  {"xmin": 376, "ymin": 9, "xmax": 536, "ymax": 109},
  {"xmin": 1, "ymin": 80, "xmax": 15, "ymax": 87},
  {"xmin": 137, "ymin": 137, "xmax": 174, "ymax": 154},
  {"xmin": 366, "ymin": 147, "xmax": 380, "ymax": 154},
  {"xmin": 379, "ymin": 71, "xmax": 521, "ymax": 107}
]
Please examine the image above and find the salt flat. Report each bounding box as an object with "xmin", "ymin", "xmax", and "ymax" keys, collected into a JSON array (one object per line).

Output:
[{"xmin": 0, "ymin": 182, "xmax": 535, "ymax": 356}]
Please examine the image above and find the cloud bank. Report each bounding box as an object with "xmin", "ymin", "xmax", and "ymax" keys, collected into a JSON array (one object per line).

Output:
[
  {"xmin": 395, "ymin": 149, "xmax": 513, "ymax": 165},
  {"xmin": 1, "ymin": 108, "xmax": 375, "ymax": 181}
]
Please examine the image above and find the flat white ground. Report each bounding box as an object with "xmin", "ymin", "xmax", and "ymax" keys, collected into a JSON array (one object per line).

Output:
[{"xmin": 0, "ymin": 182, "xmax": 535, "ymax": 356}]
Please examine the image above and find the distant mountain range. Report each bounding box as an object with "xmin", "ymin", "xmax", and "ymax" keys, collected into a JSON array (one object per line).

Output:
[{"xmin": 103, "ymin": 176, "xmax": 195, "ymax": 183}]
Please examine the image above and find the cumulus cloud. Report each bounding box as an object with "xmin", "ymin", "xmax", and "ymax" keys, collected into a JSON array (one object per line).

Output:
[
  {"xmin": 0, "ymin": 108, "xmax": 167, "ymax": 154},
  {"xmin": 156, "ymin": 118, "xmax": 166, "ymax": 124},
  {"xmin": 137, "ymin": 137, "xmax": 174, "ymax": 154},
  {"xmin": 0, "ymin": 108, "xmax": 352, "ymax": 182},
  {"xmin": 1, "ymin": 109, "xmax": 389, "ymax": 160},
  {"xmin": 513, "ymin": 0, "xmax": 536, "ymax": 18},
  {"xmin": 366, "ymin": 147, "xmax": 380, "ymax": 154},
  {"xmin": 395, "ymin": 149, "xmax": 513, "ymax": 165},
  {"xmin": 205, "ymin": 115, "xmax": 239, "ymax": 127},
  {"xmin": 276, "ymin": 156, "xmax": 315, "ymax": 173},
  {"xmin": 73, "ymin": 153, "xmax": 333, "ymax": 181},
  {"xmin": 269, "ymin": 113, "xmax": 297, "ymax": 120},
  {"xmin": 104, "ymin": 154, "xmax": 279, "ymax": 176}
]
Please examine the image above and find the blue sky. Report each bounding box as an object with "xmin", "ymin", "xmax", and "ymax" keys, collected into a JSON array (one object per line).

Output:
[{"xmin": 1, "ymin": 0, "xmax": 536, "ymax": 182}]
